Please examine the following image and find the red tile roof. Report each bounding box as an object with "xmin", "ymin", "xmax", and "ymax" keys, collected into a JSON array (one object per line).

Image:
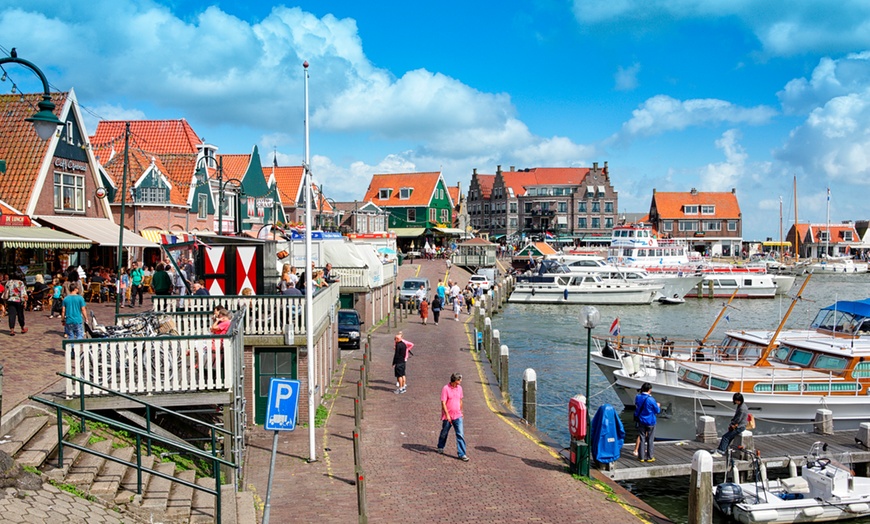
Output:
[
  {"xmin": 500, "ymin": 168, "xmax": 591, "ymax": 196},
  {"xmin": 362, "ymin": 172, "xmax": 443, "ymax": 207},
  {"xmin": 268, "ymin": 165, "xmax": 304, "ymax": 205},
  {"xmin": 806, "ymin": 224, "xmax": 859, "ymax": 244},
  {"xmin": 218, "ymin": 154, "xmax": 251, "ymax": 180},
  {"xmin": 0, "ymin": 92, "xmax": 66, "ymax": 213},
  {"xmin": 99, "ymin": 149, "xmax": 194, "ymax": 206},
  {"xmin": 447, "ymin": 185, "xmax": 460, "ymax": 207},
  {"xmin": 474, "ymin": 174, "xmax": 495, "ymax": 199},
  {"xmin": 652, "ymin": 191, "xmax": 741, "ymax": 219},
  {"xmin": 91, "ymin": 119, "xmax": 202, "ymax": 155}
]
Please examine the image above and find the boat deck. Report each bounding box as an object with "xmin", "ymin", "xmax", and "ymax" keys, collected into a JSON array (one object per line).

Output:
[{"xmin": 600, "ymin": 429, "xmax": 870, "ymax": 481}]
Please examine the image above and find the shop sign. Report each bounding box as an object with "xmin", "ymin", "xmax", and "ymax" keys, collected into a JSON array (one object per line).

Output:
[
  {"xmin": 0, "ymin": 215, "xmax": 31, "ymax": 226},
  {"xmin": 54, "ymin": 158, "xmax": 87, "ymax": 172}
]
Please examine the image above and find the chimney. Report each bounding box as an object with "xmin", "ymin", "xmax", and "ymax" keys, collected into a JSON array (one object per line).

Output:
[
  {"xmin": 603, "ymin": 161, "xmax": 608, "ymax": 175},
  {"xmin": 497, "ymin": 165, "xmax": 502, "ymax": 175},
  {"xmin": 510, "ymin": 166, "xmax": 515, "ymax": 172},
  {"xmin": 731, "ymin": 187, "xmax": 736, "ymax": 194},
  {"xmin": 593, "ymin": 162, "xmax": 598, "ymax": 170},
  {"xmin": 691, "ymin": 188, "xmax": 698, "ymax": 195},
  {"xmin": 473, "ymin": 168, "xmax": 477, "ymax": 175}
]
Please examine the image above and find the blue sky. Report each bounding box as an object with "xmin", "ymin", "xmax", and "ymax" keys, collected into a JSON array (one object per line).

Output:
[{"xmin": 3, "ymin": 1, "xmax": 870, "ymax": 239}]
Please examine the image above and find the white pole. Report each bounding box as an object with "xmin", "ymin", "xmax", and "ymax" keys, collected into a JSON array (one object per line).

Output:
[{"xmin": 303, "ymin": 60, "xmax": 317, "ymax": 462}]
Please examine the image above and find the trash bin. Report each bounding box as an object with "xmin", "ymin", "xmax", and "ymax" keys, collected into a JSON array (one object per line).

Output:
[{"xmin": 397, "ymin": 254, "xmax": 405, "ymax": 266}]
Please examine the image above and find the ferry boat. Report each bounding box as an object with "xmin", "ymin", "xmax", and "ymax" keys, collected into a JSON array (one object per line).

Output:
[
  {"xmin": 509, "ymin": 261, "xmax": 662, "ymax": 305},
  {"xmin": 601, "ymin": 296, "xmax": 870, "ymax": 439},
  {"xmin": 607, "ymin": 222, "xmax": 701, "ymax": 269},
  {"xmin": 552, "ymin": 254, "xmax": 703, "ymax": 300}
]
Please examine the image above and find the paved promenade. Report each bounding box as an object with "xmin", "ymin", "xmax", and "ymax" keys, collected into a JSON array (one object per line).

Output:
[{"xmin": 244, "ymin": 261, "xmax": 664, "ymax": 523}]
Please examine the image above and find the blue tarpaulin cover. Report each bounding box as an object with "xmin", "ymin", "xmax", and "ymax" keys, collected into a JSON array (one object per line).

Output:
[{"xmin": 589, "ymin": 404, "xmax": 625, "ymax": 464}]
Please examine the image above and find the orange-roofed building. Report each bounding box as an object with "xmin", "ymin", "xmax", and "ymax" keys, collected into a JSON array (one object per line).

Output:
[
  {"xmin": 648, "ymin": 187, "xmax": 742, "ymax": 256},
  {"xmin": 362, "ymin": 171, "xmax": 455, "ymax": 243},
  {"xmin": 474, "ymin": 162, "xmax": 617, "ymax": 245},
  {"xmin": 786, "ymin": 222, "xmax": 860, "ymax": 259}
]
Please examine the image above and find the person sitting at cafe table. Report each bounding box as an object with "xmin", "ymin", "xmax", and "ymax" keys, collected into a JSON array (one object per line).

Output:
[{"xmin": 29, "ymin": 275, "xmax": 49, "ymax": 311}]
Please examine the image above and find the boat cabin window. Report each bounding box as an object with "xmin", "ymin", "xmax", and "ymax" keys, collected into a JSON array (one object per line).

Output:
[
  {"xmin": 786, "ymin": 349, "xmax": 813, "ymax": 366},
  {"xmin": 716, "ymin": 279, "xmax": 738, "ymax": 287},
  {"xmin": 743, "ymin": 279, "xmax": 753, "ymax": 286},
  {"xmin": 773, "ymin": 346, "xmax": 790, "ymax": 362},
  {"xmin": 814, "ymin": 354, "xmax": 847, "ymax": 371},
  {"xmin": 852, "ymin": 362, "xmax": 870, "ymax": 379},
  {"xmin": 708, "ymin": 377, "xmax": 730, "ymax": 390},
  {"xmin": 811, "ymin": 308, "xmax": 864, "ymax": 334}
]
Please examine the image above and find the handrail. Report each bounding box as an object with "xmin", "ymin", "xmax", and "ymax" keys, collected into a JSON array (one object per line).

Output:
[{"xmin": 29, "ymin": 396, "xmax": 235, "ymax": 523}]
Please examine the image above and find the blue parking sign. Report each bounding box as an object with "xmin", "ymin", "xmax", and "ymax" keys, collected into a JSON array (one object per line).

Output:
[{"xmin": 265, "ymin": 378, "xmax": 301, "ymax": 431}]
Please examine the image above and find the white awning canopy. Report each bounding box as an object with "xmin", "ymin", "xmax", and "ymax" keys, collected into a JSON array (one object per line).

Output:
[
  {"xmin": 433, "ymin": 227, "xmax": 466, "ymax": 236},
  {"xmin": 0, "ymin": 225, "xmax": 93, "ymax": 249},
  {"xmin": 35, "ymin": 216, "xmax": 156, "ymax": 248}
]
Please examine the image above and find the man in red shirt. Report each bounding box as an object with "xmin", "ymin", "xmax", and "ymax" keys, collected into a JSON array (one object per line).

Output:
[{"xmin": 437, "ymin": 373, "xmax": 468, "ymax": 461}]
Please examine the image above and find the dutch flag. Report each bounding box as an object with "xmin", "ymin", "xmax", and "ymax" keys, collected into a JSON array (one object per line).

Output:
[
  {"xmin": 609, "ymin": 317, "xmax": 621, "ymax": 337},
  {"xmin": 544, "ymin": 231, "xmax": 555, "ymax": 239}
]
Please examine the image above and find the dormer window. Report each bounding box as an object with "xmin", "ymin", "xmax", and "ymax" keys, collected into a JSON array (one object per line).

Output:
[
  {"xmin": 683, "ymin": 205, "xmax": 699, "ymax": 214},
  {"xmin": 844, "ymin": 231, "xmax": 854, "ymax": 242},
  {"xmin": 378, "ymin": 188, "xmax": 392, "ymax": 200},
  {"xmin": 819, "ymin": 231, "xmax": 829, "ymax": 242},
  {"xmin": 399, "ymin": 187, "xmax": 412, "ymax": 200},
  {"xmin": 701, "ymin": 205, "xmax": 715, "ymax": 214}
]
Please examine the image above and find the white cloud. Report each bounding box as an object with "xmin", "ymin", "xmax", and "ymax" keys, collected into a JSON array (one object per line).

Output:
[
  {"xmin": 308, "ymin": 153, "xmax": 418, "ymax": 202},
  {"xmin": 614, "ymin": 63, "xmax": 641, "ymax": 91},
  {"xmin": 616, "ymin": 95, "xmax": 776, "ymax": 139},
  {"xmin": 699, "ymin": 129, "xmax": 748, "ymax": 191},
  {"xmin": 80, "ymin": 104, "xmax": 146, "ymax": 138},
  {"xmin": 778, "ymin": 52, "xmax": 870, "ymax": 115},
  {"xmin": 571, "ymin": 0, "xmax": 870, "ymax": 56}
]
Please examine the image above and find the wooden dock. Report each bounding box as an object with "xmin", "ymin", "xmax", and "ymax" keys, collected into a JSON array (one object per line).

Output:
[{"xmin": 602, "ymin": 429, "xmax": 870, "ymax": 481}]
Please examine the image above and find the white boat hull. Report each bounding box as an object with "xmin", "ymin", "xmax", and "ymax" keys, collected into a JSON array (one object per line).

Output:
[
  {"xmin": 508, "ymin": 284, "xmax": 660, "ymax": 305},
  {"xmin": 685, "ymin": 274, "xmax": 778, "ymax": 298}
]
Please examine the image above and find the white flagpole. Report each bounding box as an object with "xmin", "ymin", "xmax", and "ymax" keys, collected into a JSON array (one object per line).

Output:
[{"xmin": 303, "ymin": 60, "xmax": 317, "ymax": 462}]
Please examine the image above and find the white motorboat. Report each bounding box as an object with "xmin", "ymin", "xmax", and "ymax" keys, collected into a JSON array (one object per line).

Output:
[
  {"xmin": 714, "ymin": 442, "xmax": 870, "ymax": 523},
  {"xmin": 510, "ymin": 261, "xmax": 662, "ymax": 305},
  {"xmin": 553, "ymin": 254, "xmax": 703, "ymax": 300},
  {"xmin": 809, "ymin": 255, "xmax": 868, "ymax": 274},
  {"xmin": 686, "ymin": 273, "xmax": 780, "ymax": 299},
  {"xmin": 607, "ymin": 222, "xmax": 701, "ymax": 269},
  {"xmin": 605, "ymin": 296, "xmax": 870, "ymax": 439}
]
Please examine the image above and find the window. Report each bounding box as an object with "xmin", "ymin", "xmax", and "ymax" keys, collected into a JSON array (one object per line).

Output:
[
  {"xmin": 578, "ymin": 202, "xmax": 586, "ymax": 213},
  {"xmin": 605, "ymin": 217, "xmax": 613, "ymax": 228},
  {"xmin": 524, "ymin": 218, "xmax": 533, "ymax": 228},
  {"xmin": 704, "ymin": 221, "xmax": 721, "ymax": 231},
  {"xmin": 399, "ymin": 188, "xmax": 412, "ymax": 200},
  {"xmin": 591, "ymin": 201, "xmax": 600, "ymax": 213},
  {"xmin": 679, "ymin": 221, "xmax": 698, "ymax": 231},
  {"xmin": 558, "ymin": 202, "xmax": 567, "ymax": 213},
  {"xmin": 137, "ymin": 186, "xmax": 168, "ymax": 203},
  {"xmin": 663, "ymin": 221, "xmax": 673, "ymax": 231},
  {"xmin": 683, "ymin": 205, "xmax": 699, "ymax": 214},
  {"xmin": 604, "ymin": 202, "xmax": 613, "ymax": 213},
  {"xmin": 407, "ymin": 208, "xmax": 416, "ymax": 222},
  {"xmin": 728, "ymin": 220, "xmax": 738, "ymax": 231},
  {"xmin": 701, "ymin": 205, "xmax": 715, "ymax": 214},
  {"xmin": 440, "ymin": 208, "xmax": 448, "ymax": 223},
  {"xmin": 197, "ymin": 194, "xmax": 208, "ymax": 219},
  {"xmin": 819, "ymin": 231, "xmax": 829, "ymax": 242},
  {"xmin": 65, "ymin": 121, "xmax": 74, "ymax": 145},
  {"xmin": 378, "ymin": 188, "xmax": 391, "ymax": 200},
  {"xmin": 429, "ymin": 208, "xmax": 436, "ymax": 223},
  {"xmin": 54, "ymin": 172, "xmax": 85, "ymax": 212},
  {"xmin": 578, "ymin": 217, "xmax": 587, "ymax": 228},
  {"xmin": 591, "ymin": 218, "xmax": 600, "ymax": 228},
  {"xmin": 524, "ymin": 202, "xmax": 532, "ymax": 213},
  {"xmin": 844, "ymin": 231, "xmax": 854, "ymax": 241},
  {"xmin": 787, "ymin": 349, "xmax": 813, "ymax": 366},
  {"xmin": 510, "ymin": 202, "xmax": 517, "ymax": 213},
  {"xmin": 509, "ymin": 218, "xmax": 517, "ymax": 228}
]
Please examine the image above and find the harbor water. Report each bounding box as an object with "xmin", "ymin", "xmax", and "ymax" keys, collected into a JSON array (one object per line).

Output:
[{"xmin": 493, "ymin": 272, "xmax": 870, "ymax": 523}]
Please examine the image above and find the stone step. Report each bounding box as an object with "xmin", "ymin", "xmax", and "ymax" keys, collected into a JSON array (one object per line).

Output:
[
  {"xmin": 66, "ymin": 437, "xmax": 112, "ymax": 487},
  {"xmin": 115, "ymin": 452, "xmax": 156, "ymax": 505},
  {"xmin": 235, "ymin": 489, "xmax": 256, "ymax": 524},
  {"xmin": 139, "ymin": 460, "xmax": 176, "ymax": 512},
  {"xmin": 0, "ymin": 414, "xmax": 48, "ymax": 456},
  {"xmin": 15, "ymin": 420, "xmax": 70, "ymax": 468},
  {"xmin": 165, "ymin": 468, "xmax": 196, "ymax": 521},
  {"xmin": 221, "ymin": 484, "xmax": 238, "ymax": 524},
  {"xmin": 90, "ymin": 446, "xmax": 135, "ymax": 500},
  {"xmin": 44, "ymin": 430, "xmax": 92, "ymax": 480},
  {"xmin": 190, "ymin": 477, "xmax": 216, "ymax": 523}
]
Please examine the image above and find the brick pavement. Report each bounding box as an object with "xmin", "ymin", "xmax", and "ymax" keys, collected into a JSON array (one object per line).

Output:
[{"xmin": 243, "ymin": 260, "xmax": 660, "ymax": 523}]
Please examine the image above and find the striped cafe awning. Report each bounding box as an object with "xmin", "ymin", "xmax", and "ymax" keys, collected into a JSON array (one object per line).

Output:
[{"xmin": 0, "ymin": 225, "xmax": 93, "ymax": 249}]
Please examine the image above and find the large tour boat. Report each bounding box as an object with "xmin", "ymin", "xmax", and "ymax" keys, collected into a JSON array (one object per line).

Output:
[{"xmin": 510, "ymin": 261, "xmax": 663, "ymax": 305}]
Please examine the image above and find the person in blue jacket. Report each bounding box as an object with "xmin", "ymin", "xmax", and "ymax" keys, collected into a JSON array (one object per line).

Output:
[{"xmin": 634, "ymin": 382, "xmax": 661, "ymax": 462}]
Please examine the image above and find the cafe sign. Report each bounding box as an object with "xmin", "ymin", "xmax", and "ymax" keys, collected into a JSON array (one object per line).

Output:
[
  {"xmin": 0, "ymin": 215, "xmax": 32, "ymax": 226},
  {"xmin": 54, "ymin": 158, "xmax": 87, "ymax": 172}
]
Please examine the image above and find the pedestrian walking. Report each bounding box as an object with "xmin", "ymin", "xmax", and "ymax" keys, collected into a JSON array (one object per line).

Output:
[
  {"xmin": 453, "ymin": 292, "xmax": 463, "ymax": 321},
  {"xmin": 392, "ymin": 333, "xmax": 408, "ymax": 394},
  {"xmin": 431, "ymin": 295, "xmax": 442, "ymax": 325},
  {"xmin": 129, "ymin": 261, "xmax": 144, "ymax": 306},
  {"xmin": 49, "ymin": 277, "xmax": 63, "ymax": 318},
  {"xmin": 61, "ymin": 283, "xmax": 88, "ymax": 340},
  {"xmin": 437, "ymin": 373, "xmax": 468, "ymax": 461},
  {"xmin": 712, "ymin": 393, "xmax": 748, "ymax": 458},
  {"xmin": 3, "ymin": 276, "xmax": 27, "ymax": 335},
  {"xmin": 419, "ymin": 297, "xmax": 429, "ymax": 325},
  {"xmin": 151, "ymin": 263, "xmax": 172, "ymax": 296},
  {"xmin": 634, "ymin": 382, "xmax": 660, "ymax": 462}
]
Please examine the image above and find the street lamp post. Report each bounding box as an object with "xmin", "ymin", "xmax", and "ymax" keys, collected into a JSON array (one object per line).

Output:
[
  {"xmin": 0, "ymin": 51, "xmax": 64, "ymax": 140},
  {"xmin": 220, "ymin": 178, "xmax": 243, "ymax": 235},
  {"xmin": 195, "ymin": 156, "xmax": 226, "ymax": 235},
  {"xmin": 580, "ymin": 305, "xmax": 600, "ymax": 477}
]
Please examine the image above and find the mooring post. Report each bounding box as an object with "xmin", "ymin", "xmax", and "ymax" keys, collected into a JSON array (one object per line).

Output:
[
  {"xmin": 483, "ymin": 318, "xmax": 492, "ymax": 359},
  {"xmin": 499, "ymin": 344, "xmax": 509, "ymax": 400},
  {"xmin": 696, "ymin": 415, "xmax": 717, "ymax": 444},
  {"xmin": 491, "ymin": 329, "xmax": 501, "ymax": 371},
  {"xmin": 356, "ymin": 467, "xmax": 368, "ymax": 524},
  {"xmin": 814, "ymin": 408, "xmax": 833, "ymax": 434},
  {"xmin": 522, "ymin": 368, "xmax": 537, "ymax": 426},
  {"xmin": 365, "ymin": 334, "xmax": 372, "ymax": 363},
  {"xmin": 688, "ymin": 450, "xmax": 713, "ymax": 524}
]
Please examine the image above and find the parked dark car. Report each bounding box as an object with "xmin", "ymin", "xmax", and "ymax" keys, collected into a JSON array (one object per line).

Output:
[{"xmin": 338, "ymin": 309, "xmax": 363, "ymax": 349}]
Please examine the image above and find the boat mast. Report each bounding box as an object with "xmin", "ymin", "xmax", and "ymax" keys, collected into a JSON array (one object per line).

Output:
[
  {"xmin": 825, "ymin": 187, "xmax": 831, "ymax": 258},
  {"xmin": 700, "ymin": 289, "xmax": 739, "ymax": 344},
  {"xmin": 755, "ymin": 273, "xmax": 813, "ymax": 367},
  {"xmin": 779, "ymin": 196, "xmax": 783, "ymax": 264},
  {"xmin": 794, "ymin": 176, "xmax": 800, "ymax": 262}
]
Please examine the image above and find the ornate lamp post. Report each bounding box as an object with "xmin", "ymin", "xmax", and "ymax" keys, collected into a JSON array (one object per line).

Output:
[{"xmin": 0, "ymin": 50, "xmax": 63, "ymax": 140}]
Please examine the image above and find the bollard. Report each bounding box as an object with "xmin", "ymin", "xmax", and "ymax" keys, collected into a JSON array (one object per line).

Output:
[
  {"xmin": 735, "ymin": 430, "xmax": 753, "ymax": 454},
  {"xmin": 353, "ymin": 426, "xmax": 362, "ymax": 471},
  {"xmin": 356, "ymin": 467, "xmax": 368, "ymax": 524},
  {"xmin": 522, "ymin": 368, "xmax": 537, "ymax": 426},
  {"xmin": 362, "ymin": 355, "xmax": 369, "ymax": 388},
  {"xmin": 814, "ymin": 408, "xmax": 833, "ymax": 434},
  {"xmin": 688, "ymin": 450, "xmax": 713, "ymax": 524},
  {"xmin": 491, "ymin": 330, "xmax": 501, "ymax": 369},
  {"xmin": 499, "ymin": 345, "xmax": 509, "ymax": 399},
  {"xmin": 857, "ymin": 422, "xmax": 870, "ymax": 449},
  {"xmin": 392, "ymin": 307, "xmax": 398, "ymax": 328},
  {"xmin": 354, "ymin": 397, "xmax": 362, "ymax": 427},
  {"xmin": 696, "ymin": 416, "xmax": 717, "ymax": 444},
  {"xmin": 366, "ymin": 334, "xmax": 372, "ymax": 363},
  {"xmin": 357, "ymin": 381, "xmax": 365, "ymax": 418},
  {"xmin": 483, "ymin": 318, "xmax": 492, "ymax": 358}
]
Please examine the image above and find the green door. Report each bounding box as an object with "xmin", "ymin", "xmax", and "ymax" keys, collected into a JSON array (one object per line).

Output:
[
  {"xmin": 339, "ymin": 293, "xmax": 354, "ymax": 309},
  {"xmin": 255, "ymin": 348, "xmax": 297, "ymax": 425}
]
